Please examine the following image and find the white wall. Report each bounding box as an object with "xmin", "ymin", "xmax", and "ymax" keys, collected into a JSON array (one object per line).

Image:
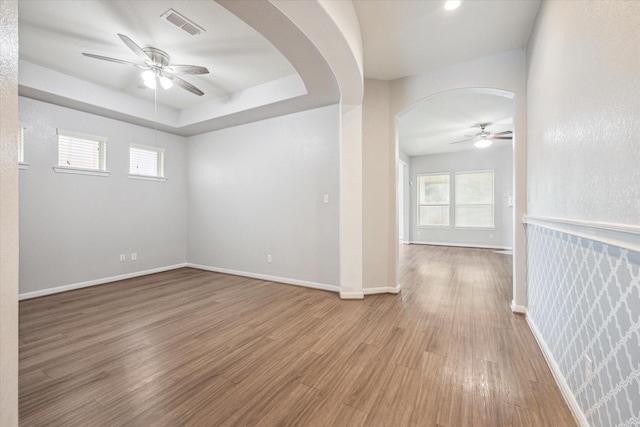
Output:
[
  {"xmin": 409, "ymin": 146, "xmax": 513, "ymax": 249},
  {"xmin": 187, "ymin": 104, "xmax": 341, "ymax": 289},
  {"xmin": 527, "ymin": 1, "xmax": 640, "ymax": 225},
  {"xmin": 0, "ymin": 0, "xmax": 19, "ymax": 422},
  {"xmin": 388, "ymin": 49, "xmax": 528, "ymax": 308},
  {"xmin": 18, "ymin": 97, "xmax": 188, "ymax": 296}
]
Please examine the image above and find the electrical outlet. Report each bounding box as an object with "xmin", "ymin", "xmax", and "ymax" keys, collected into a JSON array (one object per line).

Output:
[
  {"xmin": 131, "ymin": 253, "xmax": 137, "ymax": 261},
  {"xmin": 267, "ymin": 254, "xmax": 272, "ymax": 263},
  {"xmin": 585, "ymin": 356, "xmax": 593, "ymax": 383},
  {"xmin": 489, "ymin": 233, "xmax": 494, "ymax": 239},
  {"xmin": 323, "ymin": 194, "xmax": 329, "ymax": 204},
  {"xmin": 119, "ymin": 254, "xmax": 126, "ymax": 262}
]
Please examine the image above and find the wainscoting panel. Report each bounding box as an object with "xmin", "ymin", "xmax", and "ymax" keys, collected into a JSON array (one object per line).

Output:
[{"xmin": 526, "ymin": 224, "xmax": 639, "ymax": 427}]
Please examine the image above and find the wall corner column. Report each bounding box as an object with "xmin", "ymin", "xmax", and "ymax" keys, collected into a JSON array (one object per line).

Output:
[
  {"xmin": 0, "ymin": 0, "xmax": 20, "ymax": 424},
  {"xmin": 340, "ymin": 105, "xmax": 364, "ymax": 299}
]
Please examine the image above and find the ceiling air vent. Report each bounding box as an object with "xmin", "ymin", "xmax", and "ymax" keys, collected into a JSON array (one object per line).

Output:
[{"xmin": 161, "ymin": 9, "xmax": 205, "ymax": 36}]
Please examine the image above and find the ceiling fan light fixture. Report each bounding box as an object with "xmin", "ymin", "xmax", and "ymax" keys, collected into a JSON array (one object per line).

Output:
[
  {"xmin": 159, "ymin": 75, "xmax": 173, "ymax": 90},
  {"xmin": 474, "ymin": 138, "xmax": 493, "ymax": 148},
  {"xmin": 444, "ymin": 0, "xmax": 462, "ymax": 11},
  {"xmin": 84, "ymin": 33, "xmax": 207, "ymax": 96},
  {"xmin": 143, "ymin": 78, "xmax": 156, "ymax": 90},
  {"xmin": 142, "ymin": 70, "xmax": 157, "ymax": 89}
]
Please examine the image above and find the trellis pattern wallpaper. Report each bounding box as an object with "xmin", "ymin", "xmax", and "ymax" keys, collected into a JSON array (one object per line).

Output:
[{"xmin": 526, "ymin": 224, "xmax": 640, "ymax": 427}]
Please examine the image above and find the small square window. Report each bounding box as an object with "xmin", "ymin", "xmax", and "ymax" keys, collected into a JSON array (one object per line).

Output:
[
  {"xmin": 57, "ymin": 129, "xmax": 107, "ymax": 172},
  {"xmin": 129, "ymin": 143, "xmax": 165, "ymax": 179}
]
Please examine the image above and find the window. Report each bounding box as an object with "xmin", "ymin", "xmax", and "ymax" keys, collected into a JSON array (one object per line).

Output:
[
  {"xmin": 129, "ymin": 143, "xmax": 165, "ymax": 180},
  {"xmin": 18, "ymin": 124, "xmax": 28, "ymax": 169},
  {"xmin": 455, "ymin": 171, "xmax": 494, "ymax": 228},
  {"xmin": 56, "ymin": 129, "xmax": 107, "ymax": 174},
  {"xmin": 418, "ymin": 174, "xmax": 450, "ymax": 226}
]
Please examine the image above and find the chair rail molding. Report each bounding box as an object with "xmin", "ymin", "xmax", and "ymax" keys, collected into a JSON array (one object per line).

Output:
[{"xmin": 523, "ymin": 215, "xmax": 640, "ymax": 253}]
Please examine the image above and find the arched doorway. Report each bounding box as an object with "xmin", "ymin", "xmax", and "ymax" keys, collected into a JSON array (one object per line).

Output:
[{"xmin": 395, "ymin": 87, "xmax": 523, "ymax": 310}]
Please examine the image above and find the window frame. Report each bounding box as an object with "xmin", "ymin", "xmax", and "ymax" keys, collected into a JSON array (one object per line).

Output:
[
  {"xmin": 454, "ymin": 169, "xmax": 495, "ymax": 229},
  {"xmin": 128, "ymin": 143, "xmax": 167, "ymax": 182},
  {"xmin": 18, "ymin": 123, "xmax": 29, "ymax": 169},
  {"xmin": 54, "ymin": 129, "xmax": 109, "ymax": 177},
  {"xmin": 417, "ymin": 173, "xmax": 452, "ymax": 228}
]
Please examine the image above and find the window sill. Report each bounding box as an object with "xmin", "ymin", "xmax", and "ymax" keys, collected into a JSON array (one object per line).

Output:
[
  {"xmin": 18, "ymin": 163, "xmax": 30, "ymax": 170},
  {"xmin": 128, "ymin": 174, "xmax": 167, "ymax": 182},
  {"xmin": 53, "ymin": 166, "xmax": 110, "ymax": 177},
  {"xmin": 417, "ymin": 225, "xmax": 452, "ymax": 229},
  {"xmin": 454, "ymin": 226, "xmax": 496, "ymax": 230}
]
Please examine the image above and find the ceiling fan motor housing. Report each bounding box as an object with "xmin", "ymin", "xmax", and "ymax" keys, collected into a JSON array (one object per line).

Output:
[{"xmin": 143, "ymin": 47, "xmax": 170, "ymax": 68}]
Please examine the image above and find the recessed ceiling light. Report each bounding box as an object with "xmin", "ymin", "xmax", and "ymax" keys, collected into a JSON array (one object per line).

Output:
[{"xmin": 444, "ymin": 0, "xmax": 462, "ymax": 11}]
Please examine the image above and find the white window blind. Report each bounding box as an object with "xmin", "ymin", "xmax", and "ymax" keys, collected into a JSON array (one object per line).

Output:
[
  {"xmin": 57, "ymin": 129, "xmax": 107, "ymax": 171},
  {"xmin": 455, "ymin": 171, "xmax": 494, "ymax": 228},
  {"xmin": 418, "ymin": 174, "xmax": 450, "ymax": 226},
  {"xmin": 129, "ymin": 143, "xmax": 164, "ymax": 178}
]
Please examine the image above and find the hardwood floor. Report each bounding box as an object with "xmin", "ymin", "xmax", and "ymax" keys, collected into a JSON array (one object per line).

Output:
[{"xmin": 19, "ymin": 245, "xmax": 576, "ymax": 426}]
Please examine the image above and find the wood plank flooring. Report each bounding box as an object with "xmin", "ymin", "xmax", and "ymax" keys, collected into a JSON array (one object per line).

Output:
[{"xmin": 19, "ymin": 245, "xmax": 576, "ymax": 426}]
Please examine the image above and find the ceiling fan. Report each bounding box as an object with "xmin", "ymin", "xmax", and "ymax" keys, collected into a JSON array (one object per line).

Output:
[
  {"xmin": 450, "ymin": 123, "xmax": 513, "ymax": 148},
  {"xmin": 82, "ymin": 33, "xmax": 209, "ymax": 96}
]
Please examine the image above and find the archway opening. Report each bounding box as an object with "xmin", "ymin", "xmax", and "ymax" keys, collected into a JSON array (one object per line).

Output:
[{"xmin": 395, "ymin": 87, "xmax": 517, "ymax": 306}]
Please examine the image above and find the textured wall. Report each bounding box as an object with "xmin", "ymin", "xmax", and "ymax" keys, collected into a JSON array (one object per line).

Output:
[
  {"xmin": 527, "ymin": 225, "xmax": 640, "ymax": 427},
  {"xmin": 187, "ymin": 104, "xmax": 341, "ymax": 288},
  {"xmin": 525, "ymin": 2, "xmax": 640, "ymax": 424},
  {"xmin": 0, "ymin": 0, "xmax": 19, "ymax": 422},
  {"xmin": 526, "ymin": 0, "xmax": 640, "ymax": 224},
  {"xmin": 19, "ymin": 97, "xmax": 188, "ymax": 295}
]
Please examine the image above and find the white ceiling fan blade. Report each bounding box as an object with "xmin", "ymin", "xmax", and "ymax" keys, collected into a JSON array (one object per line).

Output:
[
  {"xmin": 165, "ymin": 64, "xmax": 209, "ymax": 75},
  {"xmin": 82, "ymin": 53, "xmax": 146, "ymax": 68},
  {"xmin": 492, "ymin": 130, "xmax": 513, "ymax": 136},
  {"xmin": 167, "ymin": 75, "xmax": 204, "ymax": 96},
  {"xmin": 118, "ymin": 33, "xmax": 152, "ymax": 63}
]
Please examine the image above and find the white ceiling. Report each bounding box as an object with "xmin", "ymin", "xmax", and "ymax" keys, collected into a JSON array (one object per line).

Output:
[
  {"xmin": 354, "ymin": 0, "xmax": 539, "ymax": 157},
  {"xmin": 17, "ymin": 0, "xmax": 540, "ymax": 142},
  {"xmin": 398, "ymin": 89, "xmax": 514, "ymax": 157},
  {"xmin": 18, "ymin": 0, "xmax": 297, "ymax": 110},
  {"xmin": 354, "ymin": 0, "xmax": 541, "ymax": 80}
]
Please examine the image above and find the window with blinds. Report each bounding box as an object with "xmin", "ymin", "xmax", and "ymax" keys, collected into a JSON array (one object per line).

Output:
[
  {"xmin": 57, "ymin": 129, "xmax": 107, "ymax": 171},
  {"xmin": 129, "ymin": 143, "xmax": 165, "ymax": 178},
  {"xmin": 455, "ymin": 170, "xmax": 494, "ymax": 228}
]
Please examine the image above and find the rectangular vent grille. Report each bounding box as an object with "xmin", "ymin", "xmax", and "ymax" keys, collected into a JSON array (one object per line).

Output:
[{"xmin": 161, "ymin": 9, "xmax": 205, "ymax": 36}]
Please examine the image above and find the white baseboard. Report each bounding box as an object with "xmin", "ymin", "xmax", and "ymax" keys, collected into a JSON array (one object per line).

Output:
[
  {"xmin": 19, "ymin": 263, "xmax": 189, "ymax": 300},
  {"xmin": 511, "ymin": 301, "xmax": 527, "ymax": 314},
  {"xmin": 363, "ymin": 285, "xmax": 400, "ymax": 295},
  {"xmin": 408, "ymin": 241, "xmax": 512, "ymax": 250},
  {"xmin": 526, "ymin": 316, "xmax": 589, "ymax": 427},
  {"xmin": 340, "ymin": 291, "xmax": 364, "ymax": 299},
  {"xmin": 186, "ymin": 263, "xmax": 341, "ymax": 294}
]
